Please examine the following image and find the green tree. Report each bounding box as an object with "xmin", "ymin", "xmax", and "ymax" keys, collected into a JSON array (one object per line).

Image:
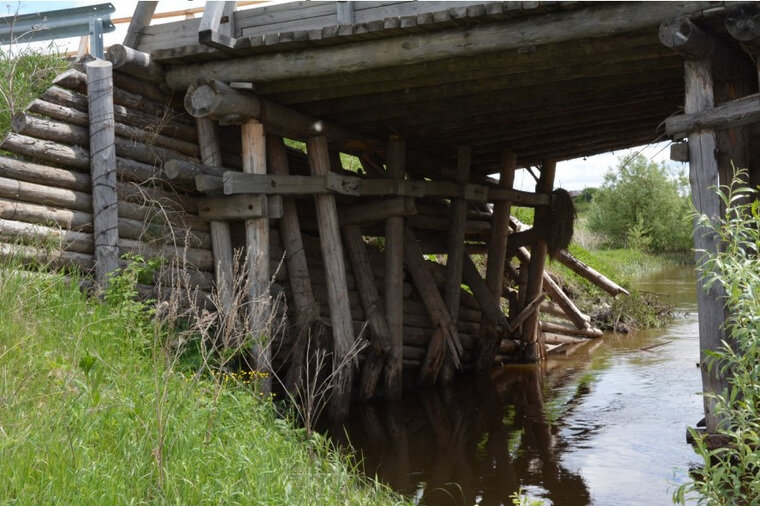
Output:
[{"xmin": 588, "ymin": 153, "xmax": 691, "ymax": 252}]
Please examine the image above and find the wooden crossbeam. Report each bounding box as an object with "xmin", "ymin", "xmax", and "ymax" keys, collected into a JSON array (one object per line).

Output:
[
  {"xmin": 221, "ymin": 171, "xmax": 549, "ymax": 205},
  {"xmin": 665, "ymin": 93, "xmax": 760, "ymax": 138},
  {"xmin": 199, "ymin": 194, "xmax": 283, "ymax": 221}
]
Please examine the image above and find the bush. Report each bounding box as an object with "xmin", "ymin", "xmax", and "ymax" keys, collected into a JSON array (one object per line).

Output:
[
  {"xmin": 674, "ymin": 171, "xmax": 760, "ymax": 505},
  {"xmin": 588, "ymin": 153, "xmax": 691, "ymax": 252}
]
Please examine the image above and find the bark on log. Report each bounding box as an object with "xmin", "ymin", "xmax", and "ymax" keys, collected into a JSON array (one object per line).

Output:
[{"xmin": 540, "ymin": 320, "xmax": 603, "ymax": 338}]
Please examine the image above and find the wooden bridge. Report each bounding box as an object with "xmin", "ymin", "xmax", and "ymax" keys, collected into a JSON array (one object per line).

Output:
[{"xmin": 1, "ymin": 1, "xmax": 758, "ymax": 429}]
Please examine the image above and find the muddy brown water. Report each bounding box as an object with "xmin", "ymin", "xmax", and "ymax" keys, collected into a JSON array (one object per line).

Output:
[{"xmin": 329, "ymin": 266, "xmax": 703, "ymax": 505}]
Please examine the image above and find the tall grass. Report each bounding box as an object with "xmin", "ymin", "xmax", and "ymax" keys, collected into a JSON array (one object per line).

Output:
[
  {"xmin": 0, "ymin": 257, "xmax": 407, "ymax": 505},
  {"xmin": 674, "ymin": 171, "xmax": 760, "ymax": 505}
]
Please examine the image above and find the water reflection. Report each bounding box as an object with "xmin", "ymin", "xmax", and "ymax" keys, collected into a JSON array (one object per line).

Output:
[
  {"xmin": 330, "ymin": 265, "xmax": 702, "ymax": 505},
  {"xmin": 333, "ymin": 360, "xmax": 597, "ymax": 505}
]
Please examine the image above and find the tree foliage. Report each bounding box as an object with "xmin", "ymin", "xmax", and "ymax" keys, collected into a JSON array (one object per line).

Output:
[{"xmin": 588, "ymin": 153, "xmax": 691, "ymax": 252}]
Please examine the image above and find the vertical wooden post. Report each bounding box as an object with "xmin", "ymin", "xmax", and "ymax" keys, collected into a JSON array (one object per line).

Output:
[
  {"xmin": 242, "ymin": 120, "xmax": 271, "ymax": 393},
  {"xmin": 307, "ymin": 136, "xmax": 355, "ymax": 420},
  {"xmin": 519, "ymin": 160, "xmax": 556, "ymax": 363},
  {"xmin": 86, "ymin": 60, "xmax": 118, "ymax": 287},
  {"xmin": 684, "ymin": 60, "xmax": 728, "ymax": 433},
  {"xmin": 384, "ymin": 136, "xmax": 405, "ymax": 400},
  {"xmin": 477, "ymin": 150, "xmax": 516, "ymax": 372},
  {"xmin": 196, "ymin": 118, "xmax": 234, "ymax": 313},
  {"xmin": 343, "ymin": 224, "xmax": 392, "ymax": 400},
  {"xmin": 440, "ymin": 146, "xmax": 471, "ymax": 384},
  {"xmin": 267, "ymin": 135, "xmax": 321, "ymax": 391}
]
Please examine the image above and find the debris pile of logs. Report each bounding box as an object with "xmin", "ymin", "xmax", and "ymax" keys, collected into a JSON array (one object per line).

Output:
[{"xmin": 0, "ymin": 46, "xmax": 629, "ymax": 420}]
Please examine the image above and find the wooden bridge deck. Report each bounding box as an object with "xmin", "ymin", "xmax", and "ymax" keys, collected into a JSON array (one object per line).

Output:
[{"xmin": 140, "ymin": 1, "xmax": 735, "ymax": 174}]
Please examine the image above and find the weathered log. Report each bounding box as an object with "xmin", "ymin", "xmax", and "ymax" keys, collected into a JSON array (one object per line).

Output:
[
  {"xmin": 384, "ymin": 136, "xmax": 405, "ymax": 400},
  {"xmin": 0, "ymin": 154, "xmax": 90, "ymax": 192},
  {"xmin": 555, "ymin": 249, "xmax": 629, "ymax": 297},
  {"xmin": 683, "ymin": 58, "xmax": 728, "ymax": 433},
  {"xmin": 540, "ymin": 321, "xmax": 603, "ymax": 339},
  {"xmin": 106, "ymin": 44, "xmax": 164, "ymax": 84},
  {"xmin": 343, "ymin": 224, "xmax": 393, "ymax": 400},
  {"xmin": 540, "ymin": 299, "xmax": 591, "ymax": 323},
  {"xmin": 519, "ymin": 160, "xmax": 556, "ymax": 362},
  {"xmin": 0, "ymin": 240, "xmax": 94, "ymax": 272},
  {"xmin": 542, "ymin": 332, "xmax": 588, "ymax": 345},
  {"xmin": 54, "ymin": 69, "xmax": 176, "ymax": 122},
  {"xmin": 86, "ymin": 60, "xmax": 119, "ymax": 287},
  {"xmin": 184, "ymin": 78, "xmax": 384, "ymax": 155},
  {"xmin": 267, "ymin": 136, "xmax": 322, "ymax": 392},
  {"xmin": 403, "ymin": 226, "xmax": 462, "ymax": 385},
  {"xmin": 41, "ymin": 86, "xmax": 198, "ymax": 144},
  {"xmin": 122, "ymin": 2, "xmax": 158, "ymax": 49},
  {"xmin": 341, "ymin": 197, "xmax": 416, "ymax": 226},
  {"xmin": 242, "ymin": 120, "xmax": 271, "ymax": 392},
  {"xmin": 462, "ymin": 255, "xmax": 508, "ymax": 327},
  {"xmin": 665, "ymin": 93, "xmax": 760, "ymax": 139},
  {"xmin": 307, "ymin": 135, "xmax": 355, "ymax": 420}
]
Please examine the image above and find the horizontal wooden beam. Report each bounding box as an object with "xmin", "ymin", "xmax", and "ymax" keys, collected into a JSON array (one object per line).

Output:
[
  {"xmin": 198, "ymin": 194, "xmax": 283, "ymax": 221},
  {"xmin": 665, "ymin": 92, "xmax": 760, "ymax": 137},
  {"xmin": 222, "ymin": 172, "xmax": 550, "ymax": 205},
  {"xmin": 165, "ymin": 2, "xmax": 718, "ymax": 88}
]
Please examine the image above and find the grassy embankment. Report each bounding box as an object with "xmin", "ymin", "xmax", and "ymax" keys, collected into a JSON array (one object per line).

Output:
[{"xmin": 0, "ymin": 51, "xmax": 407, "ymax": 505}]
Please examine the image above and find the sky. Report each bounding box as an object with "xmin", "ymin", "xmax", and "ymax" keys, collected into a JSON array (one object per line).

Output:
[{"xmin": 2, "ymin": 1, "xmax": 686, "ymax": 191}]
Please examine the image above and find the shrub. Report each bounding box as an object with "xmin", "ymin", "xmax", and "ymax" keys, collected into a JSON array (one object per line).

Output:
[
  {"xmin": 674, "ymin": 170, "xmax": 760, "ymax": 505},
  {"xmin": 588, "ymin": 153, "xmax": 691, "ymax": 252}
]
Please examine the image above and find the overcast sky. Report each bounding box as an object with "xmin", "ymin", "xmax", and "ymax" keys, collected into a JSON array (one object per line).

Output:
[{"xmin": 4, "ymin": 1, "xmax": 686, "ymax": 191}]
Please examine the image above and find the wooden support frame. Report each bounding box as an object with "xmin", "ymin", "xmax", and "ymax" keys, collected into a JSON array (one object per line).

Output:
[
  {"xmin": 242, "ymin": 120, "xmax": 271, "ymax": 393},
  {"xmin": 440, "ymin": 146, "xmax": 471, "ymax": 384},
  {"xmin": 306, "ymin": 136, "xmax": 356, "ymax": 420},
  {"xmin": 86, "ymin": 59, "xmax": 118, "ymax": 287},
  {"xmin": 196, "ymin": 118, "xmax": 236, "ymax": 318},
  {"xmin": 477, "ymin": 150, "xmax": 516, "ymax": 371},
  {"xmin": 123, "ymin": 2, "xmax": 157, "ymax": 49},
  {"xmin": 661, "ymin": 16, "xmax": 731, "ymax": 433},
  {"xmin": 199, "ymin": 1, "xmax": 238, "ymax": 51},
  {"xmin": 267, "ymin": 135, "xmax": 322, "ymax": 391},
  {"xmin": 384, "ymin": 136, "xmax": 405, "ymax": 400},
  {"xmin": 519, "ymin": 160, "xmax": 556, "ymax": 362},
  {"xmin": 198, "ymin": 194, "xmax": 283, "ymax": 221},
  {"xmin": 403, "ymin": 226, "xmax": 462, "ymax": 386}
]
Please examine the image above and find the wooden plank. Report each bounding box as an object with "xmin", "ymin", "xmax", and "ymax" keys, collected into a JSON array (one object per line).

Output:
[
  {"xmin": 307, "ymin": 135, "xmax": 355, "ymax": 420},
  {"xmin": 242, "ymin": 120, "xmax": 271, "ymax": 393},
  {"xmin": 198, "ymin": 194, "xmax": 283, "ymax": 221},
  {"xmin": 123, "ymin": 1, "xmax": 158, "ymax": 49},
  {"xmin": 665, "ymin": 93, "xmax": 760, "ymax": 138},
  {"xmin": 519, "ymin": 160, "xmax": 556, "ymax": 362},
  {"xmin": 336, "ymin": 1, "xmax": 355, "ymax": 25},
  {"xmin": 340, "ymin": 196, "xmax": 416, "ymax": 226},
  {"xmin": 267, "ymin": 135, "xmax": 322, "ymax": 392},
  {"xmin": 384, "ymin": 136, "xmax": 405, "ymax": 400},
  {"xmin": 165, "ymin": 2, "xmax": 717, "ymax": 87},
  {"xmin": 86, "ymin": 60, "xmax": 119, "ymax": 288}
]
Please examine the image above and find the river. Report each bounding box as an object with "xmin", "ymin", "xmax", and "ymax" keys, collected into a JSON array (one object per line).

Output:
[{"xmin": 330, "ymin": 265, "xmax": 703, "ymax": 505}]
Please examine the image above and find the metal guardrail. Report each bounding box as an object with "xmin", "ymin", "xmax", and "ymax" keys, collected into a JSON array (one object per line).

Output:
[{"xmin": 0, "ymin": 3, "xmax": 115, "ymax": 57}]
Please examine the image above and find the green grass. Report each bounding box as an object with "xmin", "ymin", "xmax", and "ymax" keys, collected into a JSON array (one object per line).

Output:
[
  {"xmin": 0, "ymin": 261, "xmax": 408, "ymax": 505},
  {"xmin": 0, "ymin": 48, "xmax": 67, "ymax": 135}
]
